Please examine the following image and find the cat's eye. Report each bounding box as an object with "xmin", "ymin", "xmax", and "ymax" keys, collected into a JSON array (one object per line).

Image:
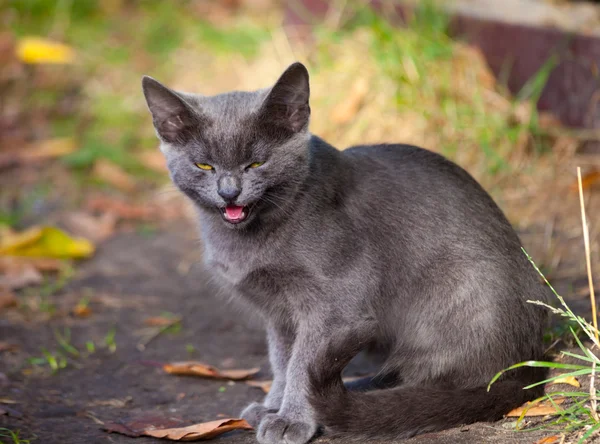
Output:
[
  {"xmin": 195, "ymin": 163, "xmax": 214, "ymax": 171},
  {"xmin": 248, "ymin": 162, "xmax": 264, "ymax": 169}
]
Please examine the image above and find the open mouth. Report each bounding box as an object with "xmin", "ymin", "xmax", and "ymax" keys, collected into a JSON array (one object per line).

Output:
[{"xmin": 221, "ymin": 205, "xmax": 249, "ymax": 224}]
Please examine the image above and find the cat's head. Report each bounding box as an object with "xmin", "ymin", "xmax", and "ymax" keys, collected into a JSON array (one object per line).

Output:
[{"xmin": 142, "ymin": 62, "xmax": 311, "ymax": 229}]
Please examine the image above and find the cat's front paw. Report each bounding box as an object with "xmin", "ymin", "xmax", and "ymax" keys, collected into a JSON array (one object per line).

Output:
[
  {"xmin": 257, "ymin": 413, "xmax": 317, "ymax": 444},
  {"xmin": 241, "ymin": 402, "xmax": 276, "ymax": 428}
]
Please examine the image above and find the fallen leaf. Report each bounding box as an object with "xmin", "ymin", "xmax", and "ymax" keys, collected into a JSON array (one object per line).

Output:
[
  {"xmin": 246, "ymin": 380, "xmax": 272, "ymax": 393},
  {"xmin": 330, "ymin": 77, "xmax": 369, "ymax": 124},
  {"xmin": 164, "ymin": 362, "xmax": 260, "ymax": 381},
  {"xmin": 0, "ymin": 342, "xmax": 19, "ymax": 353},
  {"xmin": 0, "ymin": 398, "xmax": 18, "ymax": 404},
  {"xmin": 104, "ymin": 415, "xmax": 185, "ymax": 437},
  {"xmin": 73, "ymin": 304, "xmax": 92, "ymax": 318},
  {"xmin": 145, "ymin": 418, "xmax": 253, "ymax": 441},
  {"xmin": 93, "ymin": 159, "xmax": 136, "ymax": 192},
  {"xmin": 144, "ymin": 316, "xmax": 181, "ymax": 327},
  {"xmin": 506, "ymin": 397, "xmax": 565, "ymax": 417},
  {"xmin": 535, "ymin": 435, "xmax": 561, "ymax": 444},
  {"xmin": 16, "ymin": 37, "xmax": 75, "ymax": 64},
  {"xmin": 62, "ymin": 211, "xmax": 116, "ymax": 243},
  {"xmin": 550, "ymin": 375, "xmax": 580, "ymax": 388},
  {"xmin": 105, "ymin": 416, "xmax": 252, "ymax": 441},
  {"xmin": 0, "ymin": 256, "xmax": 64, "ymax": 273},
  {"xmin": 0, "ymin": 290, "xmax": 17, "ymax": 310},
  {"xmin": 0, "ymin": 262, "xmax": 42, "ymax": 289},
  {"xmin": 0, "ymin": 256, "xmax": 63, "ymax": 289},
  {"xmin": 570, "ymin": 170, "xmax": 600, "ymax": 193},
  {"xmin": 0, "ymin": 226, "xmax": 94, "ymax": 259},
  {"xmin": 138, "ymin": 151, "xmax": 168, "ymax": 172}
]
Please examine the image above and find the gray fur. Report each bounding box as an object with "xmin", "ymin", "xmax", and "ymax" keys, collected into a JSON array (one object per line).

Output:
[{"xmin": 142, "ymin": 62, "xmax": 548, "ymax": 444}]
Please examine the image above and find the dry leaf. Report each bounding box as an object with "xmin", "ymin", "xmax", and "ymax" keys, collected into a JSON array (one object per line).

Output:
[
  {"xmin": 0, "ymin": 262, "xmax": 42, "ymax": 289},
  {"xmin": 144, "ymin": 316, "xmax": 181, "ymax": 327},
  {"xmin": 0, "ymin": 255, "xmax": 64, "ymax": 273},
  {"xmin": 164, "ymin": 362, "xmax": 260, "ymax": 381},
  {"xmin": 550, "ymin": 375, "xmax": 580, "ymax": 388},
  {"xmin": 93, "ymin": 159, "xmax": 136, "ymax": 192},
  {"xmin": 73, "ymin": 304, "xmax": 92, "ymax": 318},
  {"xmin": 0, "ymin": 290, "xmax": 17, "ymax": 310},
  {"xmin": 330, "ymin": 77, "xmax": 369, "ymax": 124},
  {"xmin": 62, "ymin": 211, "xmax": 116, "ymax": 243},
  {"xmin": 16, "ymin": 37, "xmax": 75, "ymax": 64},
  {"xmin": 570, "ymin": 170, "xmax": 600, "ymax": 193},
  {"xmin": 0, "ymin": 398, "xmax": 18, "ymax": 404},
  {"xmin": 104, "ymin": 415, "xmax": 185, "ymax": 437},
  {"xmin": 0, "ymin": 342, "xmax": 19, "ymax": 353},
  {"xmin": 506, "ymin": 397, "xmax": 565, "ymax": 417},
  {"xmin": 105, "ymin": 416, "xmax": 252, "ymax": 441},
  {"xmin": 138, "ymin": 151, "xmax": 168, "ymax": 172},
  {"xmin": 535, "ymin": 435, "xmax": 561, "ymax": 444},
  {"xmin": 0, "ymin": 226, "xmax": 94, "ymax": 259},
  {"xmin": 0, "ymin": 256, "xmax": 63, "ymax": 289},
  {"xmin": 145, "ymin": 419, "xmax": 253, "ymax": 441},
  {"xmin": 246, "ymin": 380, "xmax": 272, "ymax": 393}
]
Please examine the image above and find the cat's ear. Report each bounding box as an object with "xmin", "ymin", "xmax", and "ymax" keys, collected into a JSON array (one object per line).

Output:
[
  {"xmin": 142, "ymin": 76, "xmax": 200, "ymax": 144},
  {"xmin": 259, "ymin": 62, "xmax": 310, "ymax": 133}
]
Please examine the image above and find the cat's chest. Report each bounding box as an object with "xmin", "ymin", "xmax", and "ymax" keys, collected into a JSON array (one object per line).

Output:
[{"xmin": 204, "ymin": 240, "xmax": 273, "ymax": 288}]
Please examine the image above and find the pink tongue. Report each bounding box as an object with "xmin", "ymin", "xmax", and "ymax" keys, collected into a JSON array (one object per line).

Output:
[{"xmin": 225, "ymin": 205, "xmax": 244, "ymax": 220}]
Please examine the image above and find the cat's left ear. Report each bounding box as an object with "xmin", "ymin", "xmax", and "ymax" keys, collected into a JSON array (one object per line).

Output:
[
  {"xmin": 142, "ymin": 76, "xmax": 201, "ymax": 144},
  {"xmin": 259, "ymin": 62, "xmax": 310, "ymax": 133}
]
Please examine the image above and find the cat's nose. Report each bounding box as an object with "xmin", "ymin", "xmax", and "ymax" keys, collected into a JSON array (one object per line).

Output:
[{"xmin": 217, "ymin": 176, "xmax": 241, "ymax": 202}]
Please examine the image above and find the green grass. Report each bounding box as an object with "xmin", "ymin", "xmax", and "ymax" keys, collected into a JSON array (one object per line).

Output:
[
  {"xmin": 27, "ymin": 325, "xmax": 116, "ymax": 374},
  {"xmin": 0, "ymin": 428, "xmax": 32, "ymax": 444},
  {"xmin": 489, "ymin": 249, "xmax": 600, "ymax": 443},
  {"xmin": 103, "ymin": 326, "xmax": 117, "ymax": 353},
  {"xmin": 310, "ymin": 1, "xmax": 556, "ymax": 180}
]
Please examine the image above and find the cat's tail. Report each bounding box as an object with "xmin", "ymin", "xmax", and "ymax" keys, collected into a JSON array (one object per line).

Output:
[{"xmin": 308, "ymin": 337, "xmax": 544, "ymax": 440}]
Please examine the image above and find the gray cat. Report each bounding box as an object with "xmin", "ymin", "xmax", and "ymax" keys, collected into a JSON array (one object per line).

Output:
[{"xmin": 142, "ymin": 62, "xmax": 548, "ymax": 444}]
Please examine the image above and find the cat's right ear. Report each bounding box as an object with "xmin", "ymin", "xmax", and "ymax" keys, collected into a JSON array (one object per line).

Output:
[{"xmin": 142, "ymin": 76, "xmax": 200, "ymax": 144}]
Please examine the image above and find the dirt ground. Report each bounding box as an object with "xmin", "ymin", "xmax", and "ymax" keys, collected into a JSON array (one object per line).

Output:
[{"xmin": 0, "ymin": 213, "xmax": 584, "ymax": 444}]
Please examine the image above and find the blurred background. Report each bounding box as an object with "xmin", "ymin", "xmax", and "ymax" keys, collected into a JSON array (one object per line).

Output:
[{"xmin": 2, "ymin": 0, "xmax": 600, "ymax": 442}]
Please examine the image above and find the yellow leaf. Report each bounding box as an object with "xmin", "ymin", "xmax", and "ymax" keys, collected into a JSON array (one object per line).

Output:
[
  {"xmin": 0, "ymin": 226, "xmax": 94, "ymax": 259},
  {"xmin": 164, "ymin": 361, "xmax": 260, "ymax": 380},
  {"xmin": 16, "ymin": 37, "xmax": 75, "ymax": 64},
  {"xmin": 506, "ymin": 397, "xmax": 565, "ymax": 417},
  {"xmin": 550, "ymin": 375, "xmax": 580, "ymax": 388}
]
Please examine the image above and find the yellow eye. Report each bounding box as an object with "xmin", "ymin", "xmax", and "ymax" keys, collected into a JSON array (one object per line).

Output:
[
  {"xmin": 195, "ymin": 163, "xmax": 213, "ymax": 171},
  {"xmin": 249, "ymin": 162, "xmax": 264, "ymax": 169}
]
